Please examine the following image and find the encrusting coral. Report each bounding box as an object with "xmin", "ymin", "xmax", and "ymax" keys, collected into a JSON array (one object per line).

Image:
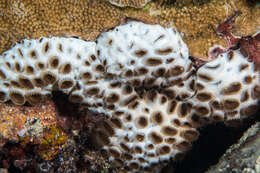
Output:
[
  {"xmin": 0, "ymin": 21, "xmax": 259, "ymax": 172},
  {"xmin": 105, "ymin": 0, "xmax": 151, "ymax": 8},
  {"xmin": 189, "ymin": 50, "xmax": 259, "ymax": 126},
  {"xmin": 0, "ymin": 0, "xmax": 124, "ymax": 54},
  {"xmin": 1, "ymin": 0, "xmax": 259, "ymax": 59},
  {"xmin": 96, "ymin": 21, "xmax": 195, "ymax": 98}
]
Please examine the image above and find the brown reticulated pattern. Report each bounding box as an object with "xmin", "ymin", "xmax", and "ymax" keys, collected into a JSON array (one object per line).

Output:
[
  {"xmin": 189, "ymin": 50, "xmax": 259, "ymax": 127},
  {"xmin": 93, "ymin": 90, "xmax": 199, "ymax": 171},
  {"xmin": 96, "ymin": 21, "xmax": 196, "ymax": 100},
  {"xmin": 0, "ymin": 21, "xmax": 259, "ymax": 172},
  {"xmin": 0, "ymin": 37, "xmax": 99, "ymax": 105}
]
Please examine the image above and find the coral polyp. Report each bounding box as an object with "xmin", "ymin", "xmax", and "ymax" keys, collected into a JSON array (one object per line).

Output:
[
  {"xmin": 105, "ymin": 0, "xmax": 151, "ymax": 8},
  {"xmin": 0, "ymin": 21, "xmax": 259, "ymax": 172},
  {"xmin": 190, "ymin": 50, "xmax": 259, "ymax": 125}
]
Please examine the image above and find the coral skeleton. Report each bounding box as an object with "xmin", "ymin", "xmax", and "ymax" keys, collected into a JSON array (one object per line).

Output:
[{"xmin": 0, "ymin": 21, "xmax": 259, "ymax": 172}]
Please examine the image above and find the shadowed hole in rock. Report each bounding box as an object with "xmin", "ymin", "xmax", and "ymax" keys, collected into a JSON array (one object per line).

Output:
[{"xmin": 164, "ymin": 109, "xmax": 260, "ymax": 173}]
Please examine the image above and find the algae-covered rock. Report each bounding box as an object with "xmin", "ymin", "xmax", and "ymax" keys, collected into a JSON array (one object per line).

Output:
[{"xmin": 206, "ymin": 122, "xmax": 260, "ymax": 173}]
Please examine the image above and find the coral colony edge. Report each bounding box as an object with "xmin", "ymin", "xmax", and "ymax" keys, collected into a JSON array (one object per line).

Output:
[{"xmin": 0, "ymin": 21, "xmax": 259, "ymax": 172}]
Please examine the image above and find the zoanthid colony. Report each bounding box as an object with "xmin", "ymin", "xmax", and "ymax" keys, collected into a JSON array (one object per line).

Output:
[{"xmin": 0, "ymin": 21, "xmax": 259, "ymax": 172}]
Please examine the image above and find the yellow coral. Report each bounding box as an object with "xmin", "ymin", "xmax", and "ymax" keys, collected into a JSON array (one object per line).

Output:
[
  {"xmin": 155, "ymin": 0, "xmax": 260, "ymax": 58},
  {"xmin": 0, "ymin": 0, "xmax": 123, "ymax": 54},
  {"xmin": 19, "ymin": 125, "xmax": 68, "ymax": 161},
  {"xmin": 106, "ymin": 0, "xmax": 151, "ymax": 8},
  {"xmin": 39, "ymin": 126, "xmax": 68, "ymax": 160},
  {"xmin": 0, "ymin": 0, "xmax": 258, "ymax": 58}
]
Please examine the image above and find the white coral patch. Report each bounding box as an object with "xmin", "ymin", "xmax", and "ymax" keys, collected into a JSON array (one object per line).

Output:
[
  {"xmin": 97, "ymin": 21, "xmax": 195, "ymax": 99},
  {"xmin": 188, "ymin": 50, "xmax": 259, "ymax": 125},
  {"xmin": 0, "ymin": 21, "xmax": 259, "ymax": 172}
]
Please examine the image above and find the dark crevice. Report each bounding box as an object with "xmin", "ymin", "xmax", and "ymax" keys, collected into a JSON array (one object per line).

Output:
[{"xmin": 163, "ymin": 109, "xmax": 260, "ymax": 173}]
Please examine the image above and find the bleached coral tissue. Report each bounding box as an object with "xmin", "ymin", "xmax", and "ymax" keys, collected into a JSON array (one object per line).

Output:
[{"xmin": 0, "ymin": 21, "xmax": 259, "ymax": 172}]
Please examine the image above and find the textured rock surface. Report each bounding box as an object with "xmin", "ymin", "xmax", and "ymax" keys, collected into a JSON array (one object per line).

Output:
[
  {"xmin": 0, "ymin": 100, "xmax": 57, "ymax": 146},
  {"xmin": 206, "ymin": 122, "xmax": 260, "ymax": 173}
]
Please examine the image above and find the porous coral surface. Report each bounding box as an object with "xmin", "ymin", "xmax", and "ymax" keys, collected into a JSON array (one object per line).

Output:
[
  {"xmin": 106, "ymin": 0, "xmax": 151, "ymax": 8},
  {"xmin": 96, "ymin": 21, "xmax": 195, "ymax": 97},
  {"xmin": 0, "ymin": 0, "xmax": 123, "ymax": 53},
  {"xmin": 0, "ymin": 21, "xmax": 259, "ymax": 172},
  {"xmin": 0, "ymin": 0, "xmax": 259, "ymax": 60},
  {"xmin": 189, "ymin": 50, "xmax": 259, "ymax": 125}
]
